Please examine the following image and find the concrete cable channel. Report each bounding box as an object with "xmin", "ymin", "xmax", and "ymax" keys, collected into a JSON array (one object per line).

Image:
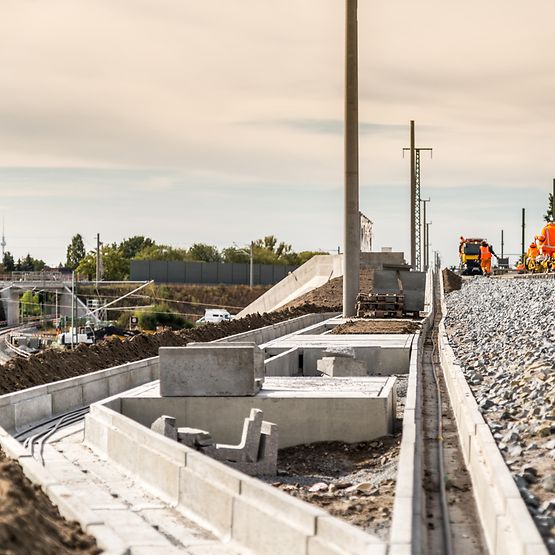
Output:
[{"xmin": 420, "ymin": 277, "xmax": 485, "ymax": 554}]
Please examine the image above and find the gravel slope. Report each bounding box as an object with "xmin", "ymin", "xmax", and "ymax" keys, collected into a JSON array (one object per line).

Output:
[{"xmin": 445, "ymin": 277, "xmax": 555, "ymax": 552}]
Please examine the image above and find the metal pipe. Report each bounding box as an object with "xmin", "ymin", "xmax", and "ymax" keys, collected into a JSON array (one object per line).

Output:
[{"xmin": 343, "ymin": 0, "xmax": 360, "ymax": 317}]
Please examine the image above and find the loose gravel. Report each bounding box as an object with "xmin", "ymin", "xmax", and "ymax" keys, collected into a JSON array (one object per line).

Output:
[{"xmin": 445, "ymin": 276, "xmax": 555, "ymax": 552}]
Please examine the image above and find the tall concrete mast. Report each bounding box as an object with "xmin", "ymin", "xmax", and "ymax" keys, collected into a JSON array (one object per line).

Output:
[
  {"xmin": 1, "ymin": 218, "xmax": 6, "ymax": 259},
  {"xmin": 343, "ymin": 0, "xmax": 360, "ymax": 317},
  {"xmin": 410, "ymin": 121, "xmax": 416, "ymax": 269}
]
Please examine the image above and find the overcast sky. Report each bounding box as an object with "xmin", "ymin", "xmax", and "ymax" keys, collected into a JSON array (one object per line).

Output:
[{"xmin": 1, "ymin": 1, "xmax": 554, "ymax": 266}]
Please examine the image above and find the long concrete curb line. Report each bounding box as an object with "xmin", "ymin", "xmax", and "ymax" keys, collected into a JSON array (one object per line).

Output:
[
  {"xmin": 439, "ymin": 273, "xmax": 548, "ymax": 555},
  {"xmin": 389, "ymin": 269, "xmax": 434, "ymax": 555}
]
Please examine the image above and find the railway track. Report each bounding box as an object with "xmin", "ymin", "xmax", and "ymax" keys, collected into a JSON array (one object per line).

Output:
[{"xmin": 420, "ymin": 272, "xmax": 486, "ymax": 554}]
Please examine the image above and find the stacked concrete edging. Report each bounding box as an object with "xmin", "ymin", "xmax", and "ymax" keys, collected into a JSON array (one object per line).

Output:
[
  {"xmin": 439, "ymin": 274, "xmax": 548, "ymax": 554},
  {"xmin": 85, "ymin": 401, "xmax": 387, "ymax": 555}
]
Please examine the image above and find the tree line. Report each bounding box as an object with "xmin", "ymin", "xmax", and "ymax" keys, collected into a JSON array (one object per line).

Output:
[{"xmin": 66, "ymin": 234, "xmax": 325, "ymax": 281}]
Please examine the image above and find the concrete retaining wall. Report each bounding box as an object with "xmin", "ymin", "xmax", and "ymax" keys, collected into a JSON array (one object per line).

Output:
[
  {"xmin": 264, "ymin": 347, "xmax": 300, "ymax": 376},
  {"xmin": 0, "ymin": 357, "xmax": 159, "ymax": 434},
  {"xmin": 85, "ymin": 402, "xmax": 387, "ymax": 555},
  {"xmin": 120, "ymin": 377, "xmax": 396, "ymax": 448},
  {"xmin": 439, "ymin": 275, "xmax": 547, "ymax": 555},
  {"xmin": 215, "ymin": 312, "xmax": 337, "ymax": 346}
]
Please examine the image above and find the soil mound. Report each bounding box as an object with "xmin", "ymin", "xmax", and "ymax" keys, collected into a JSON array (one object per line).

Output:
[
  {"xmin": 282, "ymin": 269, "xmax": 374, "ymax": 312},
  {"xmin": 0, "ymin": 450, "xmax": 100, "ymax": 554},
  {"xmin": 330, "ymin": 320, "xmax": 421, "ymax": 335},
  {"xmin": 0, "ymin": 305, "xmax": 331, "ymax": 395},
  {"xmin": 442, "ymin": 268, "xmax": 463, "ymax": 293}
]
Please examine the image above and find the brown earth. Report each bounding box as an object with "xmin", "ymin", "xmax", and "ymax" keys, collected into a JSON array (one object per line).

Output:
[
  {"xmin": 270, "ymin": 436, "xmax": 400, "ymax": 540},
  {"xmin": 282, "ymin": 269, "xmax": 374, "ymax": 312},
  {"xmin": 0, "ymin": 305, "xmax": 331, "ymax": 395},
  {"xmin": 330, "ymin": 319, "xmax": 422, "ymax": 335},
  {"xmin": 442, "ymin": 268, "xmax": 463, "ymax": 293},
  {"xmin": 0, "ymin": 450, "xmax": 100, "ymax": 555}
]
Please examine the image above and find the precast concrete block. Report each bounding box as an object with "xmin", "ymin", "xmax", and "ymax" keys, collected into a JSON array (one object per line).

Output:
[
  {"xmin": 316, "ymin": 357, "xmax": 368, "ymax": 377},
  {"xmin": 178, "ymin": 467, "xmax": 234, "ymax": 536},
  {"xmin": 0, "ymin": 433, "xmax": 31, "ymax": 460},
  {"xmin": 185, "ymin": 450, "xmax": 242, "ymax": 493},
  {"xmin": 307, "ymin": 538, "xmax": 343, "ymax": 555},
  {"xmin": 231, "ymin": 496, "xmax": 308, "ymax": 555},
  {"xmin": 389, "ymin": 495, "xmax": 414, "ymax": 546},
  {"xmin": 159, "ymin": 344, "xmax": 264, "ymax": 397},
  {"xmin": 151, "ymin": 415, "xmax": 178, "ymax": 441},
  {"xmin": 82, "ymin": 378, "xmax": 110, "ymax": 405},
  {"xmin": 205, "ymin": 408, "xmax": 263, "ymax": 463},
  {"xmin": 85, "ymin": 524, "xmax": 129, "ymax": 555},
  {"xmin": 84, "ymin": 414, "xmax": 109, "ymax": 453},
  {"xmin": 50, "ymin": 385, "xmax": 83, "ymax": 415},
  {"xmin": 134, "ymin": 443, "xmax": 183, "ymax": 503},
  {"xmin": 505, "ymin": 498, "xmax": 548, "ymax": 555},
  {"xmin": 46, "ymin": 484, "xmax": 104, "ymax": 529},
  {"xmin": 177, "ymin": 427, "xmax": 213, "ymax": 448},
  {"xmin": 240, "ymin": 475, "xmax": 326, "ymax": 535},
  {"xmin": 0, "ymin": 405, "xmax": 15, "ymax": 434},
  {"xmin": 315, "ymin": 516, "xmax": 383, "ymax": 551},
  {"xmin": 20, "ymin": 456, "xmax": 58, "ymax": 489},
  {"xmin": 14, "ymin": 394, "xmax": 52, "ymax": 430}
]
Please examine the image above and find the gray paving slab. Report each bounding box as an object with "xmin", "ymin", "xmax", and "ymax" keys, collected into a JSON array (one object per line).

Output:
[{"xmin": 36, "ymin": 422, "xmax": 238, "ymax": 554}]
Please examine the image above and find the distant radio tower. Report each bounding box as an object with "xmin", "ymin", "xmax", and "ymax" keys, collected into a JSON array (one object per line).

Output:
[{"xmin": 1, "ymin": 219, "xmax": 6, "ymax": 259}]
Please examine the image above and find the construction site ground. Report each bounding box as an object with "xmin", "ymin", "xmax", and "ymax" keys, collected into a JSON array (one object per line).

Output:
[
  {"xmin": 0, "ymin": 270, "xmax": 410, "ymax": 553},
  {"xmin": 268, "ymin": 436, "xmax": 400, "ymax": 541}
]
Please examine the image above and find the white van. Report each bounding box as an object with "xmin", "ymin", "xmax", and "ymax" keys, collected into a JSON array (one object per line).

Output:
[{"xmin": 196, "ymin": 309, "xmax": 232, "ymax": 325}]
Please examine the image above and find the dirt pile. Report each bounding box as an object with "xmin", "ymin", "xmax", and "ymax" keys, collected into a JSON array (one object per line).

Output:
[
  {"xmin": 282, "ymin": 269, "xmax": 374, "ymax": 312},
  {"xmin": 268, "ymin": 436, "xmax": 400, "ymax": 540},
  {"xmin": 330, "ymin": 319, "xmax": 421, "ymax": 335},
  {"xmin": 0, "ymin": 306, "xmax": 330, "ymax": 395},
  {"xmin": 0, "ymin": 450, "xmax": 100, "ymax": 554},
  {"xmin": 442, "ymin": 268, "xmax": 463, "ymax": 293}
]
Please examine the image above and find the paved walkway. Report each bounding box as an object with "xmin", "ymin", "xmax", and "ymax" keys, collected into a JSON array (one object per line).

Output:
[{"xmin": 41, "ymin": 422, "xmax": 241, "ymax": 555}]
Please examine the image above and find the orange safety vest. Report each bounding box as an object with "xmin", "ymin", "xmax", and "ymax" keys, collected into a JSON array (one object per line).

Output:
[
  {"xmin": 528, "ymin": 245, "xmax": 539, "ymax": 258},
  {"xmin": 480, "ymin": 245, "xmax": 492, "ymax": 260},
  {"xmin": 540, "ymin": 223, "xmax": 555, "ymax": 248}
]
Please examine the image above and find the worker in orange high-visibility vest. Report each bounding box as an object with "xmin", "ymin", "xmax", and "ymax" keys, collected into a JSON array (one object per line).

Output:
[
  {"xmin": 537, "ymin": 220, "xmax": 555, "ymax": 257},
  {"xmin": 527, "ymin": 241, "xmax": 540, "ymax": 260},
  {"xmin": 479, "ymin": 241, "xmax": 496, "ymax": 276}
]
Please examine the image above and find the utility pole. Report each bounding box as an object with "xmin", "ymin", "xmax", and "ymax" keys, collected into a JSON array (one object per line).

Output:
[
  {"xmin": 501, "ymin": 229, "xmax": 504, "ymax": 259},
  {"xmin": 96, "ymin": 233, "xmax": 103, "ymax": 283},
  {"xmin": 71, "ymin": 271, "xmax": 75, "ymax": 349},
  {"xmin": 425, "ymin": 222, "xmax": 431, "ymax": 271},
  {"xmin": 249, "ymin": 241, "xmax": 254, "ymax": 290},
  {"xmin": 420, "ymin": 198, "xmax": 430, "ymax": 271},
  {"xmin": 521, "ymin": 208, "xmax": 526, "ymax": 261},
  {"xmin": 1, "ymin": 218, "xmax": 6, "ymax": 260},
  {"xmin": 343, "ymin": 0, "xmax": 360, "ymax": 317},
  {"xmin": 404, "ymin": 125, "xmax": 432, "ymax": 271},
  {"xmin": 552, "ymin": 178, "xmax": 555, "ymax": 219}
]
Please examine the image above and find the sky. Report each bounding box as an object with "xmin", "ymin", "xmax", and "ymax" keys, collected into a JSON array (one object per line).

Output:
[{"xmin": 1, "ymin": 1, "xmax": 554, "ymax": 267}]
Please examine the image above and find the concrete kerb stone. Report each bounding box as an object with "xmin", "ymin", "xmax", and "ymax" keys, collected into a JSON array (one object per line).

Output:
[
  {"xmin": 437, "ymin": 270, "xmax": 549, "ymax": 555},
  {"xmin": 240, "ymin": 473, "xmax": 327, "ymax": 536}
]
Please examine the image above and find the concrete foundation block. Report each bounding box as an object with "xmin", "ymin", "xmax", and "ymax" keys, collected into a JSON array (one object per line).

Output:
[
  {"xmin": 159, "ymin": 344, "xmax": 264, "ymax": 397},
  {"xmin": 82, "ymin": 378, "xmax": 110, "ymax": 405},
  {"xmin": 317, "ymin": 356, "xmax": 368, "ymax": 377},
  {"xmin": 176, "ymin": 427, "xmax": 213, "ymax": 448},
  {"xmin": 50, "ymin": 385, "xmax": 83, "ymax": 416}
]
